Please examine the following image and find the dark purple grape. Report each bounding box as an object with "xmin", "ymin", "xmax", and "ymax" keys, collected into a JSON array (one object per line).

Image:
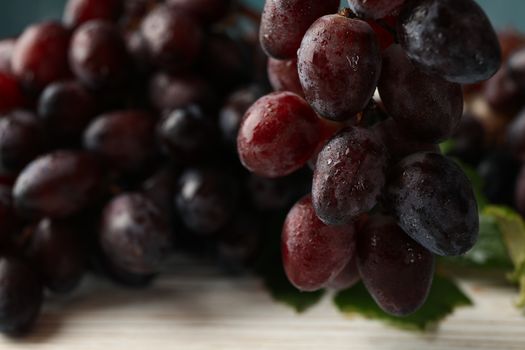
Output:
[
  {"xmin": 100, "ymin": 193, "xmax": 172, "ymax": 274},
  {"xmin": 140, "ymin": 4, "xmax": 203, "ymax": 71},
  {"xmin": 175, "ymin": 167, "xmax": 239, "ymax": 235},
  {"xmin": 149, "ymin": 72, "xmax": 216, "ymax": 112},
  {"xmin": 64, "ymin": 0, "xmax": 123, "ymax": 28},
  {"xmin": 83, "ymin": 110, "xmax": 157, "ymax": 175},
  {"xmin": 157, "ymin": 105, "xmax": 218, "ymax": 162},
  {"xmin": 449, "ymin": 114, "xmax": 486, "ymax": 165},
  {"xmin": 0, "ymin": 72, "xmax": 23, "ymax": 113},
  {"xmin": 259, "ymin": 0, "xmax": 340, "ymax": 60},
  {"xmin": 483, "ymin": 67, "xmax": 525, "ymax": 115},
  {"xmin": 219, "ymin": 85, "xmax": 264, "ymax": 145},
  {"xmin": 373, "ymin": 118, "xmax": 440, "ymax": 163},
  {"xmin": 298, "ymin": 15, "xmax": 382, "ymax": 121},
  {"xmin": 509, "ymin": 48, "xmax": 525, "ymax": 87},
  {"xmin": 312, "ymin": 127, "xmax": 387, "ymax": 225},
  {"xmin": 378, "ymin": 44, "xmax": 463, "ymax": 143},
  {"xmin": 0, "ymin": 257, "xmax": 43, "ymax": 335},
  {"xmin": 267, "ymin": 58, "xmax": 303, "ymax": 96},
  {"xmin": 324, "ymin": 256, "xmax": 360, "ymax": 291},
  {"xmin": 386, "ymin": 152, "xmax": 479, "ymax": 256},
  {"xmin": 0, "ymin": 110, "xmax": 48, "ymax": 175},
  {"xmin": 37, "ymin": 81, "xmax": 98, "ymax": 143},
  {"xmin": 282, "ymin": 195, "xmax": 356, "ymax": 292},
  {"xmin": 507, "ymin": 109, "xmax": 525, "ymax": 161},
  {"xmin": 69, "ymin": 20, "xmax": 130, "ymax": 89},
  {"xmin": 166, "ymin": 0, "xmax": 231, "ymax": 23},
  {"xmin": 477, "ymin": 151, "xmax": 520, "ymax": 206},
  {"xmin": 357, "ymin": 215, "xmax": 435, "ymax": 316},
  {"xmin": 0, "ymin": 187, "xmax": 17, "ymax": 249},
  {"xmin": 27, "ymin": 218, "xmax": 86, "ymax": 294},
  {"xmin": 141, "ymin": 166, "xmax": 179, "ymax": 219},
  {"xmin": 397, "ymin": 0, "xmax": 501, "ymax": 84},
  {"xmin": 347, "ymin": 0, "xmax": 406, "ymax": 19},
  {"xmin": 11, "ymin": 22, "xmax": 71, "ymax": 92},
  {"xmin": 13, "ymin": 151, "xmax": 105, "ymax": 219}
]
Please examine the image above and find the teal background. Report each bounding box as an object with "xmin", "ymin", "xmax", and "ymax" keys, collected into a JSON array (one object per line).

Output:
[{"xmin": 0, "ymin": 0, "xmax": 523, "ymax": 37}]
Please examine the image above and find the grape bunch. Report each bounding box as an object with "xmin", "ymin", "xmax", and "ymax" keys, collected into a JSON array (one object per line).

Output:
[
  {"xmin": 239, "ymin": 0, "xmax": 501, "ymax": 316},
  {"xmin": 0, "ymin": 0, "xmax": 319, "ymax": 336}
]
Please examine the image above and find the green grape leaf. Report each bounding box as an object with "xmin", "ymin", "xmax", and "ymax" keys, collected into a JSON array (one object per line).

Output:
[{"xmin": 333, "ymin": 275, "xmax": 472, "ymax": 331}]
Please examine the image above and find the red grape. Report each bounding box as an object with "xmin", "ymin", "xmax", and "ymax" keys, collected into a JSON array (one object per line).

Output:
[
  {"xmin": 0, "ymin": 72, "xmax": 23, "ymax": 113},
  {"xmin": 64, "ymin": 0, "xmax": 123, "ymax": 28},
  {"xmin": 237, "ymin": 92, "xmax": 321, "ymax": 178},
  {"xmin": 298, "ymin": 15, "xmax": 381, "ymax": 121},
  {"xmin": 347, "ymin": 0, "xmax": 406, "ymax": 19},
  {"xmin": 324, "ymin": 256, "xmax": 360, "ymax": 291},
  {"xmin": 267, "ymin": 58, "xmax": 303, "ymax": 96},
  {"xmin": 282, "ymin": 195, "xmax": 356, "ymax": 292}
]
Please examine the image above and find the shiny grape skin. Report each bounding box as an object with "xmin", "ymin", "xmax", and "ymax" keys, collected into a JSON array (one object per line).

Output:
[
  {"xmin": 259, "ymin": 0, "xmax": 340, "ymax": 60},
  {"xmin": 0, "ymin": 257, "xmax": 43, "ymax": 335},
  {"xmin": 378, "ymin": 45, "xmax": 463, "ymax": 143},
  {"xmin": 0, "ymin": 39, "xmax": 16, "ymax": 73},
  {"xmin": 219, "ymin": 86, "xmax": 264, "ymax": 145},
  {"xmin": 324, "ymin": 256, "xmax": 360, "ymax": 291},
  {"xmin": 37, "ymin": 81, "xmax": 98, "ymax": 143},
  {"xmin": 166, "ymin": 0, "xmax": 232, "ymax": 24},
  {"xmin": 27, "ymin": 218, "xmax": 86, "ymax": 294},
  {"xmin": 157, "ymin": 105, "xmax": 219, "ymax": 162},
  {"xmin": 149, "ymin": 72, "xmax": 216, "ymax": 112},
  {"xmin": 11, "ymin": 22, "xmax": 71, "ymax": 92},
  {"xmin": 13, "ymin": 151, "xmax": 105, "ymax": 219},
  {"xmin": 0, "ymin": 72, "xmax": 23, "ymax": 114},
  {"xmin": 83, "ymin": 110, "xmax": 157, "ymax": 175},
  {"xmin": 267, "ymin": 58, "xmax": 303, "ymax": 96},
  {"xmin": 64, "ymin": 0, "xmax": 123, "ymax": 28},
  {"xmin": 357, "ymin": 215, "xmax": 435, "ymax": 316},
  {"xmin": 237, "ymin": 92, "xmax": 322, "ymax": 178},
  {"xmin": 312, "ymin": 127, "xmax": 387, "ymax": 225},
  {"xmin": 397, "ymin": 0, "xmax": 501, "ymax": 84},
  {"xmin": 0, "ymin": 110, "xmax": 48, "ymax": 175},
  {"xmin": 282, "ymin": 195, "xmax": 356, "ymax": 292},
  {"xmin": 100, "ymin": 193, "xmax": 172, "ymax": 275},
  {"xmin": 347, "ymin": 0, "xmax": 406, "ymax": 19},
  {"xmin": 69, "ymin": 20, "xmax": 130, "ymax": 89},
  {"xmin": 140, "ymin": 4, "xmax": 203, "ymax": 71},
  {"xmin": 298, "ymin": 15, "xmax": 382, "ymax": 121},
  {"xmin": 386, "ymin": 152, "xmax": 479, "ymax": 256},
  {"xmin": 372, "ymin": 118, "xmax": 440, "ymax": 163},
  {"xmin": 175, "ymin": 167, "xmax": 239, "ymax": 235}
]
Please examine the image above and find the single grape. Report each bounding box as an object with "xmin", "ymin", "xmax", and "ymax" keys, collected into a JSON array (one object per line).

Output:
[
  {"xmin": 166, "ymin": 0, "xmax": 231, "ymax": 23},
  {"xmin": 64, "ymin": 0, "xmax": 123, "ymax": 28},
  {"xmin": 11, "ymin": 22, "xmax": 70, "ymax": 92},
  {"xmin": 100, "ymin": 193, "xmax": 172, "ymax": 274},
  {"xmin": 37, "ymin": 81, "xmax": 98, "ymax": 143},
  {"xmin": 372, "ymin": 118, "xmax": 440, "ymax": 163},
  {"xmin": 175, "ymin": 167, "xmax": 239, "ymax": 235},
  {"xmin": 13, "ymin": 151, "xmax": 105, "ymax": 219},
  {"xmin": 149, "ymin": 72, "xmax": 216, "ymax": 112},
  {"xmin": 348, "ymin": 0, "xmax": 405, "ymax": 18},
  {"xmin": 83, "ymin": 110, "xmax": 157, "ymax": 175},
  {"xmin": 267, "ymin": 58, "xmax": 303, "ymax": 96},
  {"xmin": 477, "ymin": 151, "xmax": 520, "ymax": 206},
  {"xmin": 0, "ymin": 110, "xmax": 48, "ymax": 175},
  {"xmin": 386, "ymin": 152, "xmax": 479, "ymax": 256},
  {"xmin": 69, "ymin": 20, "xmax": 130, "ymax": 89},
  {"xmin": 324, "ymin": 256, "xmax": 360, "ymax": 291},
  {"xmin": 0, "ymin": 72, "xmax": 23, "ymax": 114},
  {"xmin": 298, "ymin": 15, "xmax": 381, "ymax": 121},
  {"xmin": 157, "ymin": 105, "xmax": 219, "ymax": 162},
  {"xmin": 397, "ymin": 0, "xmax": 501, "ymax": 84},
  {"xmin": 357, "ymin": 215, "xmax": 435, "ymax": 316},
  {"xmin": 483, "ymin": 67, "xmax": 524, "ymax": 115},
  {"xmin": 237, "ymin": 92, "xmax": 321, "ymax": 178},
  {"xmin": 282, "ymin": 195, "xmax": 356, "ymax": 292},
  {"xmin": 0, "ymin": 257, "xmax": 43, "ymax": 335},
  {"xmin": 312, "ymin": 127, "xmax": 387, "ymax": 225},
  {"xmin": 140, "ymin": 4, "xmax": 203, "ymax": 71},
  {"xmin": 0, "ymin": 39, "xmax": 16, "ymax": 73},
  {"xmin": 378, "ymin": 44, "xmax": 463, "ymax": 143},
  {"xmin": 259, "ymin": 0, "xmax": 340, "ymax": 60},
  {"xmin": 27, "ymin": 218, "xmax": 86, "ymax": 294}
]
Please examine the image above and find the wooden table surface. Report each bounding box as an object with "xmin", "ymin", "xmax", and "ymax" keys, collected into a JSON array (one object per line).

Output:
[{"xmin": 1, "ymin": 259, "xmax": 524, "ymax": 350}]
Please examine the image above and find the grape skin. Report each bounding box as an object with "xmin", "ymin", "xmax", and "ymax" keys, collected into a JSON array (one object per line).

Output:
[
  {"xmin": 386, "ymin": 152, "xmax": 479, "ymax": 256},
  {"xmin": 267, "ymin": 58, "xmax": 303, "ymax": 96},
  {"xmin": 347, "ymin": 0, "xmax": 406, "ymax": 19},
  {"xmin": 64, "ymin": 0, "xmax": 123, "ymax": 28},
  {"xmin": 378, "ymin": 45, "xmax": 463, "ymax": 143},
  {"xmin": 397, "ymin": 0, "xmax": 501, "ymax": 84},
  {"xmin": 312, "ymin": 127, "xmax": 387, "ymax": 225},
  {"xmin": 298, "ymin": 15, "xmax": 382, "ymax": 121},
  {"xmin": 282, "ymin": 195, "xmax": 356, "ymax": 292},
  {"xmin": 357, "ymin": 215, "xmax": 435, "ymax": 316}
]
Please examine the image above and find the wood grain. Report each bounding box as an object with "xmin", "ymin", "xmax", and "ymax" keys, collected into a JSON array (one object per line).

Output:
[{"xmin": 1, "ymin": 259, "xmax": 524, "ymax": 350}]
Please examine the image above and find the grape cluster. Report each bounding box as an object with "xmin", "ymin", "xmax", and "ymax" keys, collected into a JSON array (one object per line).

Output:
[
  {"xmin": 0, "ymin": 0, "xmax": 318, "ymax": 336},
  {"xmin": 239, "ymin": 0, "xmax": 501, "ymax": 316}
]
